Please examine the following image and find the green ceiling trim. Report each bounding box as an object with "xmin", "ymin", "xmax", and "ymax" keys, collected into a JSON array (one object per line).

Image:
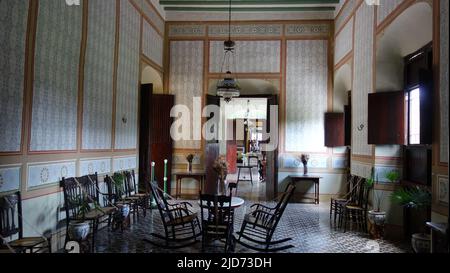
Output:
[
  {"xmin": 160, "ymin": 0, "xmax": 339, "ymax": 5},
  {"xmin": 164, "ymin": 6, "xmax": 335, "ymax": 12}
]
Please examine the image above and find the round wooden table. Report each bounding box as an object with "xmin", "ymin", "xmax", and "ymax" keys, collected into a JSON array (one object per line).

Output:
[{"xmin": 198, "ymin": 197, "xmax": 245, "ymax": 209}]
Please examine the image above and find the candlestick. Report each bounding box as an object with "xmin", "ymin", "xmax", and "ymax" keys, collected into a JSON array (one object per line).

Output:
[
  {"xmin": 151, "ymin": 162, "xmax": 155, "ymax": 182},
  {"xmin": 164, "ymin": 159, "xmax": 168, "ymax": 194}
]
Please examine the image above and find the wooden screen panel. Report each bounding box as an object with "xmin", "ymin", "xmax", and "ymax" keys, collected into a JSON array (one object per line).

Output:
[
  {"xmin": 368, "ymin": 91, "xmax": 405, "ymax": 145},
  {"xmin": 403, "ymin": 146, "xmax": 432, "ymax": 187},
  {"xmin": 325, "ymin": 113, "xmax": 345, "ymax": 147},
  {"xmin": 151, "ymin": 94, "xmax": 174, "ymax": 193},
  {"xmin": 138, "ymin": 84, "xmax": 153, "ymax": 192}
]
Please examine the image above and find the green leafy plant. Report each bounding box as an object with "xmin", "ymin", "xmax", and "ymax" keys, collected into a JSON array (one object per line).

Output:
[
  {"xmin": 112, "ymin": 172, "xmax": 125, "ymax": 198},
  {"xmin": 391, "ymin": 186, "xmax": 432, "ymax": 209},
  {"xmin": 385, "ymin": 170, "xmax": 400, "ymax": 183},
  {"xmin": 366, "ymin": 169, "xmax": 385, "ymax": 212},
  {"xmin": 69, "ymin": 194, "xmax": 101, "ymax": 221}
]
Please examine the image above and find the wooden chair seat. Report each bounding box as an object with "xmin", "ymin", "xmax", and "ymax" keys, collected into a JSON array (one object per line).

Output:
[
  {"xmin": 168, "ymin": 213, "xmax": 198, "ymax": 226},
  {"xmin": 244, "ymin": 214, "xmax": 275, "ymax": 229},
  {"xmin": 8, "ymin": 237, "xmax": 48, "ymax": 248}
]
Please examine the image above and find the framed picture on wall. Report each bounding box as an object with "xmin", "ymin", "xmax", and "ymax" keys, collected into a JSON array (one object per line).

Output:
[{"xmin": 437, "ymin": 176, "xmax": 449, "ymax": 206}]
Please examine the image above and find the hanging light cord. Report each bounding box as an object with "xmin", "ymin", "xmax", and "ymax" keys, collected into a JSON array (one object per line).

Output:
[{"xmin": 228, "ymin": 0, "xmax": 232, "ymax": 42}]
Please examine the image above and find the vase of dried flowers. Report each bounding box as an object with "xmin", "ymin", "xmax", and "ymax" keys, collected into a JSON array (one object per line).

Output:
[
  {"xmin": 301, "ymin": 154, "xmax": 310, "ymax": 176},
  {"xmin": 213, "ymin": 156, "xmax": 229, "ymax": 195},
  {"xmin": 186, "ymin": 154, "xmax": 194, "ymax": 173}
]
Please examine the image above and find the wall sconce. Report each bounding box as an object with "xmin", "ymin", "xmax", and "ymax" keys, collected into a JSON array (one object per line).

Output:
[
  {"xmin": 122, "ymin": 115, "xmax": 127, "ymax": 124},
  {"xmin": 357, "ymin": 124, "xmax": 365, "ymax": 131}
]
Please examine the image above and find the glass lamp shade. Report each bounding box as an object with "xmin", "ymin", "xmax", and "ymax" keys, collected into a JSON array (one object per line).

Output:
[{"xmin": 217, "ymin": 71, "xmax": 240, "ymax": 103}]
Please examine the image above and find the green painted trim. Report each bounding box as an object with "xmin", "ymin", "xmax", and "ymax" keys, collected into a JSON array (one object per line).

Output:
[
  {"xmin": 160, "ymin": 0, "xmax": 339, "ymax": 5},
  {"xmin": 164, "ymin": 6, "xmax": 335, "ymax": 12}
]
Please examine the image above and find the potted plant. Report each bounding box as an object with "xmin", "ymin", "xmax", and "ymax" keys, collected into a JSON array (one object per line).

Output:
[
  {"xmin": 366, "ymin": 171, "xmax": 386, "ymax": 239},
  {"xmin": 391, "ymin": 185, "xmax": 432, "ymax": 253},
  {"xmin": 67, "ymin": 195, "xmax": 96, "ymax": 242},
  {"xmin": 111, "ymin": 172, "xmax": 130, "ymax": 218},
  {"xmin": 186, "ymin": 154, "xmax": 194, "ymax": 173}
]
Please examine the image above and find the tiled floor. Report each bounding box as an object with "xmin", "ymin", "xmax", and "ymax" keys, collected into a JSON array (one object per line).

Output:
[{"xmin": 95, "ymin": 199, "xmax": 411, "ymax": 253}]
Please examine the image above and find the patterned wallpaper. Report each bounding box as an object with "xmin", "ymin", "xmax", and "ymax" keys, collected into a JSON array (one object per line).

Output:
[
  {"xmin": 82, "ymin": 0, "xmax": 116, "ymax": 150},
  {"xmin": 142, "ymin": 19, "xmax": 163, "ymax": 67},
  {"xmin": 440, "ymin": 0, "xmax": 449, "ymax": 163},
  {"xmin": 351, "ymin": 161, "xmax": 372, "ymax": 178},
  {"xmin": 115, "ymin": 0, "xmax": 140, "ymax": 150},
  {"xmin": 169, "ymin": 41, "xmax": 204, "ymax": 150},
  {"xmin": 285, "ymin": 40, "xmax": 328, "ymax": 153},
  {"xmin": 113, "ymin": 156, "xmax": 137, "ymax": 172},
  {"xmin": 334, "ymin": 20, "xmax": 353, "ymax": 65},
  {"xmin": 132, "ymin": 0, "xmax": 164, "ymax": 33},
  {"xmin": 0, "ymin": 166, "xmax": 21, "ymax": 193},
  {"xmin": 209, "ymin": 40, "xmax": 281, "ymax": 73},
  {"xmin": 79, "ymin": 157, "xmax": 112, "ymax": 176},
  {"xmin": 285, "ymin": 23, "xmax": 330, "ymax": 37},
  {"xmin": 0, "ymin": 0, "xmax": 28, "ymax": 152},
  {"xmin": 377, "ymin": 0, "xmax": 404, "ymax": 25},
  {"xmin": 352, "ymin": 3, "xmax": 374, "ymax": 156},
  {"xmin": 335, "ymin": 0, "xmax": 357, "ymax": 33},
  {"xmin": 30, "ymin": 0, "xmax": 82, "ymax": 151}
]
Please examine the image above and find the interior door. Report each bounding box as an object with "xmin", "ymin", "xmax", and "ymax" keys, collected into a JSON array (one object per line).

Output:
[
  {"xmin": 264, "ymin": 95, "xmax": 279, "ymax": 200},
  {"xmin": 151, "ymin": 94, "xmax": 174, "ymax": 194}
]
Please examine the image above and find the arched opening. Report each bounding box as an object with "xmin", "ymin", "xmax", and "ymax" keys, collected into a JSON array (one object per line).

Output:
[
  {"xmin": 376, "ymin": 2, "xmax": 433, "ymax": 92},
  {"xmin": 141, "ymin": 64, "xmax": 164, "ymax": 94}
]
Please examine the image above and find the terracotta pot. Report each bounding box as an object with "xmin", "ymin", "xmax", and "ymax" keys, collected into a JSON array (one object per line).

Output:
[
  {"xmin": 68, "ymin": 221, "xmax": 90, "ymax": 241},
  {"xmin": 411, "ymin": 233, "xmax": 431, "ymax": 253}
]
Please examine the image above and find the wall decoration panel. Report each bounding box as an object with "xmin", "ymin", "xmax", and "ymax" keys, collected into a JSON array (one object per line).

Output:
[
  {"xmin": 28, "ymin": 161, "xmax": 76, "ymax": 189},
  {"xmin": 335, "ymin": 0, "xmax": 357, "ymax": 33},
  {"xmin": 285, "ymin": 40, "xmax": 328, "ymax": 153},
  {"xmin": 168, "ymin": 24, "xmax": 206, "ymax": 37},
  {"xmin": 334, "ymin": 20, "xmax": 353, "ymax": 65},
  {"xmin": 143, "ymin": 19, "xmax": 163, "ymax": 67},
  {"xmin": 352, "ymin": 3, "xmax": 374, "ymax": 156},
  {"xmin": 374, "ymin": 165, "xmax": 402, "ymax": 183},
  {"xmin": 377, "ymin": 0, "xmax": 404, "ymax": 25},
  {"xmin": 351, "ymin": 161, "xmax": 372, "ymax": 178},
  {"xmin": 282, "ymin": 154, "xmax": 328, "ymax": 169},
  {"xmin": 437, "ymin": 176, "xmax": 449, "ymax": 205},
  {"xmin": 113, "ymin": 156, "xmax": 137, "ymax": 172},
  {"xmin": 115, "ymin": 0, "xmax": 140, "ymax": 150},
  {"xmin": 285, "ymin": 23, "xmax": 330, "ymax": 37},
  {"xmin": 208, "ymin": 24, "xmax": 282, "ymax": 38},
  {"xmin": 209, "ymin": 40, "xmax": 281, "ymax": 73},
  {"xmin": 79, "ymin": 158, "xmax": 112, "ymax": 176},
  {"xmin": 0, "ymin": 165, "xmax": 21, "ymax": 193},
  {"xmin": 82, "ymin": 0, "xmax": 116, "ymax": 150},
  {"xmin": 133, "ymin": 0, "xmax": 164, "ymax": 33},
  {"xmin": 0, "ymin": 1, "xmax": 28, "ymax": 152},
  {"xmin": 332, "ymin": 157, "xmax": 348, "ymax": 169},
  {"xmin": 30, "ymin": 0, "xmax": 82, "ymax": 151},
  {"xmin": 440, "ymin": 0, "xmax": 449, "ymax": 163},
  {"xmin": 169, "ymin": 41, "xmax": 203, "ymax": 150}
]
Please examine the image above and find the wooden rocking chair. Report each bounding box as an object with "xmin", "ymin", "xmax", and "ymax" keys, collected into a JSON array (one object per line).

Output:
[
  {"xmin": 236, "ymin": 183, "xmax": 296, "ymax": 252},
  {"xmin": 143, "ymin": 181, "xmax": 202, "ymax": 249}
]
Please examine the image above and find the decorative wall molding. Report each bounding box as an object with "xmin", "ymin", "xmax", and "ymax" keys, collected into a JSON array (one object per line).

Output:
[
  {"xmin": 132, "ymin": 0, "xmax": 164, "ymax": 34},
  {"xmin": 352, "ymin": 3, "xmax": 374, "ymax": 156},
  {"xmin": 169, "ymin": 40, "xmax": 203, "ymax": 150},
  {"xmin": 113, "ymin": 156, "xmax": 137, "ymax": 172},
  {"xmin": 0, "ymin": 1, "xmax": 28, "ymax": 153},
  {"xmin": 82, "ymin": 0, "xmax": 116, "ymax": 150},
  {"xmin": 168, "ymin": 24, "xmax": 206, "ymax": 37},
  {"xmin": 334, "ymin": 20, "xmax": 353, "ymax": 65},
  {"xmin": 79, "ymin": 158, "xmax": 112, "ymax": 176},
  {"xmin": 285, "ymin": 40, "xmax": 328, "ymax": 153},
  {"xmin": 143, "ymin": 19, "xmax": 164, "ymax": 67},
  {"xmin": 208, "ymin": 24, "xmax": 283, "ymax": 37},
  {"xmin": 335, "ymin": 0, "xmax": 357, "ymax": 34},
  {"xmin": 30, "ymin": 0, "xmax": 82, "ymax": 151},
  {"xmin": 440, "ymin": 0, "xmax": 449, "ymax": 163},
  {"xmin": 377, "ymin": 0, "xmax": 404, "ymax": 26},
  {"xmin": 0, "ymin": 165, "xmax": 21, "ymax": 193},
  {"xmin": 209, "ymin": 40, "xmax": 281, "ymax": 73},
  {"xmin": 115, "ymin": 0, "xmax": 140, "ymax": 150},
  {"xmin": 285, "ymin": 23, "xmax": 330, "ymax": 36},
  {"xmin": 27, "ymin": 161, "xmax": 76, "ymax": 189}
]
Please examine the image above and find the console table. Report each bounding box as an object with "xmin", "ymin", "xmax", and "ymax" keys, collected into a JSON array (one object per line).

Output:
[
  {"xmin": 174, "ymin": 172, "xmax": 206, "ymax": 199},
  {"xmin": 289, "ymin": 175, "xmax": 322, "ymax": 204}
]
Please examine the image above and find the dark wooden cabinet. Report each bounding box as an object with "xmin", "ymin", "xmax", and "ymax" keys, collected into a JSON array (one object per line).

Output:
[
  {"xmin": 139, "ymin": 84, "xmax": 153, "ymax": 192},
  {"xmin": 344, "ymin": 105, "xmax": 351, "ymax": 146},
  {"xmin": 368, "ymin": 91, "xmax": 405, "ymax": 145},
  {"xmin": 325, "ymin": 113, "xmax": 345, "ymax": 147}
]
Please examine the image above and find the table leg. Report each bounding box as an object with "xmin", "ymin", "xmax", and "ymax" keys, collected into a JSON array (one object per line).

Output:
[
  {"xmin": 249, "ymin": 168, "xmax": 253, "ymax": 185},
  {"xmin": 316, "ymin": 180, "xmax": 320, "ymax": 204},
  {"xmin": 237, "ymin": 168, "xmax": 241, "ymax": 183}
]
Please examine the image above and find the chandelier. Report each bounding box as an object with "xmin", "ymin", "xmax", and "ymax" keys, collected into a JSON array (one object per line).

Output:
[{"xmin": 216, "ymin": 0, "xmax": 240, "ymax": 103}]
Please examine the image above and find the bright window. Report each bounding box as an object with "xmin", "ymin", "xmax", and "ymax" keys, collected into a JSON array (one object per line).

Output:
[{"xmin": 407, "ymin": 88, "xmax": 421, "ymax": 144}]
